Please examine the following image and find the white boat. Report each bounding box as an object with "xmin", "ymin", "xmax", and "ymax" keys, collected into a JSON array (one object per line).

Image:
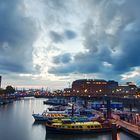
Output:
[
  {"xmin": 32, "ymin": 106, "xmax": 100, "ymax": 121},
  {"xmin": 32, "ymin": 109, "xmax": 67, "ymax": 121}
]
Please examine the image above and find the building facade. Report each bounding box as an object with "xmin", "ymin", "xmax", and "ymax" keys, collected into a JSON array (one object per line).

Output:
[
  {"xmin": 71, "ymin": 79, "xmax": 137, "ymax": 96},
  {"xmin": 72, "ymin": 79, "xmax": 108, "ymax": 96}
]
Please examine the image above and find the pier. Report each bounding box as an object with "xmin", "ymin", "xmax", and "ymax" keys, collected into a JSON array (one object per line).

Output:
[{"xmin": 116, "ymin": 119, "xmax": 140, "ymax": 139}]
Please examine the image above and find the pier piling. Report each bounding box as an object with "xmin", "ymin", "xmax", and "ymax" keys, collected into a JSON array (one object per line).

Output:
[{"xmin": 112, "ymin": 123, "xmax": 117, "ymax": 140}]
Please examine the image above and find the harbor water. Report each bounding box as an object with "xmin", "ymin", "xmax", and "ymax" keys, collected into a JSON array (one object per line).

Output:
[{"xmin": 0, "ymin": 98, "xmax": 138, "ymax": 140}]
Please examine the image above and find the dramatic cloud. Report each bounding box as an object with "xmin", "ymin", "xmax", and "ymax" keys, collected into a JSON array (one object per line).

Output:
[
  {"xmin": 49, "ymin": 31, "xmax": 64, "ymax": 43},
  {"xmin": 0, "ymin": 0, "xmax": 37, "ymax": 73},
  {"xmin": 48, "ymin": 0, "xmax": 140, "ymax": 83},
  {"xmin": 52, "ymin": 53, "xmax": 72, "ymax": 64},
  {"xmin": 1, "ymin": 0, "xmax": 140, "ymax": 88},
  {"xmin": 64, "ymin": 30, "xmax": 77, "ymax": 40},
  {"xmin": 49, "ymin": 30, "xmax": 77, "ymax": 43}
]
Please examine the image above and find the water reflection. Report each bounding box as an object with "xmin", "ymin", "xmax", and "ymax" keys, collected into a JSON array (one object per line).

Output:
[
  {"xmin": 32, "ymin": 121, "xmax": 46, "ymax": 126},
  {"xmin": 0, "ymin": 98, "xmax": 138, "ymax": 140},
  {"xmin": 45, "ymin": 132, "xmax": 112, "ymax": 140},
  {"xmin": 32, "ymin": 121, "xmax": 112, "ymax": 140}
]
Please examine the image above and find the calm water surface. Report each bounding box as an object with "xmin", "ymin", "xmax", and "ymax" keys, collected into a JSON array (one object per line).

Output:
[{"xmin": 0, "ymin": 98, "xmax": 138, "ymax": 140}]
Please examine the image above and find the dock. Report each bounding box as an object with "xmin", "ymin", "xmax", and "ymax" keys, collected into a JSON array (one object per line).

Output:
[{"xmin": 116, "ymin": 120, "xmax": 140, "ymax": 139}]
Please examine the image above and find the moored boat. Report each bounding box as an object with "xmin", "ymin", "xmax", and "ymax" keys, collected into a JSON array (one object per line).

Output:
[
  {"xmin": 46, "ymin": 121, "xmax": 112, "ymax": 134},
  {"xmin": 43, "ymin": 98, "xmax": 68, "ymax": 106},
  {"xmin": 32, "ymin": 109, "xmax": 67, "ymax": 121},
  {"xmin": 32, "ymin": 105, "xmax": 101, "ymax": 122}
]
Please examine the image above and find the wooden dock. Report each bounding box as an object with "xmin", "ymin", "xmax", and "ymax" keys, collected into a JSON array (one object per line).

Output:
[{"xmin": 116, "ymin": 120, "xmax": 140, "ymax": 139}]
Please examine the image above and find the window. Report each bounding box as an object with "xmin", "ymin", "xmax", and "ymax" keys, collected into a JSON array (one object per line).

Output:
[
  {"xmin": 95, "ymin": 125, "xmax": 100, "ymax": 128},
  {"xmin": 75, "ymin": 126, "xmax": 79, "ymax": 128}
]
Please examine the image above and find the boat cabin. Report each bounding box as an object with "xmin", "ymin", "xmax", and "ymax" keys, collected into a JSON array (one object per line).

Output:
[{"xmin": 51, "ymin": 121, "xmax": 102, "ymax": 129}]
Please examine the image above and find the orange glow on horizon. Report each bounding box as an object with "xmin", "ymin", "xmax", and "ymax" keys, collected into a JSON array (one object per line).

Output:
[{"xmin": 15, "ymin": 85, "xmax": 48, "ymax": 89}]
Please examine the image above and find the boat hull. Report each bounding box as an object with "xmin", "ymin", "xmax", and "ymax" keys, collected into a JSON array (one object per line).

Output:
[
  {"xmin": 46, "ymin": 124, "xmax": 111, "ymax": 134},
  {"xmin": 32, "ymin": 114, "xmax": 48, "ymax": 121},
  {"xmin": 43, "ymin": 101, "xmax": 68, "ymax": 106}
]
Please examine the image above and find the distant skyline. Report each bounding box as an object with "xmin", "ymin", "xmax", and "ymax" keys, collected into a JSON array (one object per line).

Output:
[{"xmin": 0, "ymin": 0, "xmax": 140, "ymax": 90}]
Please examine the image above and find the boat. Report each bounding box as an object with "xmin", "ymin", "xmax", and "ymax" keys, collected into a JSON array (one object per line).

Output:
[
  {"xmin": 32, "ymin": 107, "xmax": 100, "ymax": 121},
  {"xmin": 91, "ymin": 101, "xmax": 123, "ymax": 110},
  {"xmin": 32, "ymin": 107, "xmax": 98, "ymax": 121},
  {"xmin": 48, "ymin": 105, "xmax": 67, "ymax": 111},
  {"xmin": 43, "ymin": 98, "xmax": 68, "ymax": 106},
  {"xmin": 32, "ymin": 113, "xmax": 67, "ymax": 121},
  {"xmin": 46, "ymin": 121, "xmax": 112, "ymax": 134},
  {"xmin": 47, "ymin": 115, "xmax": 96, "ymax": 124},
  {"xmin": 32, "ymin": 109, "xmax": 68, "ymax": 121}
]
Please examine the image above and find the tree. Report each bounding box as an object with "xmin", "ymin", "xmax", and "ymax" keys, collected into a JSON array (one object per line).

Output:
[
  {"xmin": 5, "ymin": 86, "xmax": 15, "ymax": 94},
  {"xmin": 0, "ymin": 88, "xmax": 5, "ymax": 95}
]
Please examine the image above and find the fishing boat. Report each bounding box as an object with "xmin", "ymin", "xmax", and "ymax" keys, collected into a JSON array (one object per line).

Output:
[{"xmin": 46, "ymin": 121, "xmax": 112, "ymax": 134}]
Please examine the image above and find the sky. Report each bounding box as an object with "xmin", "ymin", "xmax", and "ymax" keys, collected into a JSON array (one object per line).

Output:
[{"xmin": 0, "ymin": 0, "xmax": 140, "ymax": 90}]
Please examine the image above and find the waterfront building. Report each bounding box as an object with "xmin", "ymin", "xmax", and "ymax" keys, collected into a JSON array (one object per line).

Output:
[
  {"xmin": 72, "ymin": 79, "xmax": 108, "ymax": 96},
  {"xmin": 107, "ymin": 80, "xmax": 118, "ymax": 94},
  {"xmin": 71, "ymin": 79, "xmax": 138, "ymax": 96},
  {"xmin": 127, "ymin": 82, "xmax": 137, "ymax": 95},
  {"xmin": 116, "ymin": 85, "xmax": 130, "ymax": 94},
  {"xmin": 63, "ymin": 88, "xmax": 72, "ymax": 96},
  {"xmin": 115, "ymin": 82, "xmax": 137, "ymax": 95}
]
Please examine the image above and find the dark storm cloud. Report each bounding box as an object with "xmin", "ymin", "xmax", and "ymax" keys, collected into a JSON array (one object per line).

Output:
[
  {"xmin": 52, "ymin": 53, "xmax": 72, "ymax": 64},
  {"xmin": 64, "ymin": 30, "xmax": 77, "ymax": 40},
  {"xmin": 48, "ymin": 0, "xmax": 140, "ymax": 79},
  {"xmin": 48, "ymin": 64, "xmax": 75, "ymax": 75},
  {"xmin": 0, "ymin": 60, "xmax": 26, "ymax": 73},
  {"xmin": 0, "ymin": 0, "xmax": 37, "ymax": 73},
  {"xmin": 49, "ymin": 47, "xmax": 111, "ymax": 75},
  {"xmin": 49, "ymin": 30, "xmax": 77, "ymax": 43},
  {"xmin": 113, "ymin": 27, "xmax": 140, "ymax": 72},
  {"xmin": 49, "ymin": 31, "xmax": 64, "ymax": 43}
]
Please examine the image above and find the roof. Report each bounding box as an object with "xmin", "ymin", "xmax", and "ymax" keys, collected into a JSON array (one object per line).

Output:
[{"xmin": 52, "ymin": 121, "xmax": 101, "ymax": 126}]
